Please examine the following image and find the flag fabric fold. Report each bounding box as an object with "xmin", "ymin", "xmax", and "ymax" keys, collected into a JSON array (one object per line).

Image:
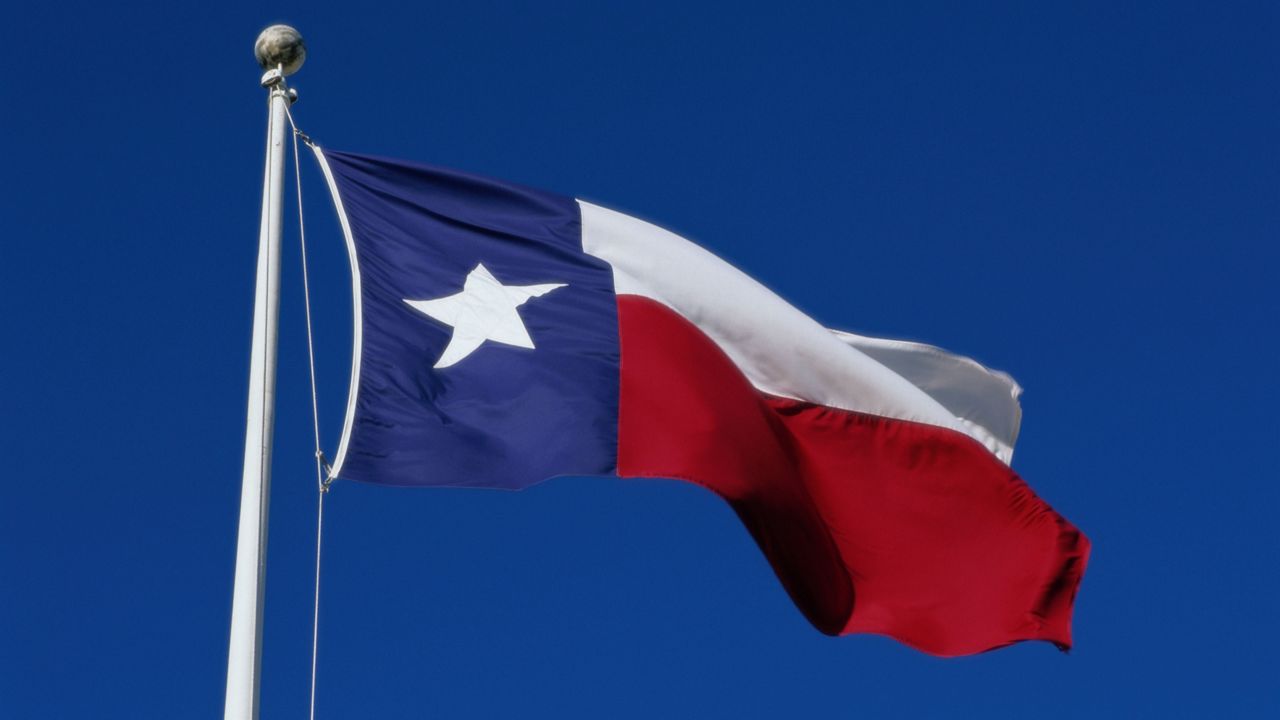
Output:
[{"xmin": 311, "ymin": 146, "xmax": 1089, "ymax": 657}]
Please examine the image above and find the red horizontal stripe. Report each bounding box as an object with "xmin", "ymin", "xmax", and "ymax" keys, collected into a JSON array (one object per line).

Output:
[{"xmin": 615, "ymin": 294, "xmax": 1089, "ymax": 656}]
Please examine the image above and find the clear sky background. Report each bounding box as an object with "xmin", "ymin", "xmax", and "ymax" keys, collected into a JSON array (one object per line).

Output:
[{"xmin": 2, "ymin": 2, "xmax": 1277, "ymax": 717}]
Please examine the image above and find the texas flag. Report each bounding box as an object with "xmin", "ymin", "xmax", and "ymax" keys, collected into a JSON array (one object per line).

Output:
[{"xmin": 310, "ymin": 146, "xmax": 1089, "ymax": 657}]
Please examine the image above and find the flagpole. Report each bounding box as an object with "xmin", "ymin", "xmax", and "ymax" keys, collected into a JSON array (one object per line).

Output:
[{"xmin": 225, "ymin": 25, "xmax": 305, "ymax": 720}]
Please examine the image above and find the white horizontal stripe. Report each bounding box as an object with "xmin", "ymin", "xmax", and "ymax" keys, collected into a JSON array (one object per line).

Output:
[
  {"xmin": 578, "ymin": 200, "xmax": 1021, "ymax": 465},
  {"xmin": 830, "ymin": 330, "xmax": 1021, "ymax": 463}
]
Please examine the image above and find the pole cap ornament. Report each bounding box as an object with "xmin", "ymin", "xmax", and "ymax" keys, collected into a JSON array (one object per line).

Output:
[{"xmin": 254, "ymin": 25, "xmax": 305, "ymax": 75}]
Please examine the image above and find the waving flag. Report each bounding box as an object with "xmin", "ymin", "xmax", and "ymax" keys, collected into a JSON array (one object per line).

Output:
[{"xmin": 311, "ymin": 146, "xmax": 1088, "ymax": 657}]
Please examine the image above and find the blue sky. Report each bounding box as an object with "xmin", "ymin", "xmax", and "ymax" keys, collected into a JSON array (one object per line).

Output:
[{"xmin": 2, "ymin": 2, "xmax": 1277, "ymax": 717}]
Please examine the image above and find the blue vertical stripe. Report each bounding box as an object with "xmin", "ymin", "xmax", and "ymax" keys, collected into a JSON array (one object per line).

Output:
[{"xmin": 322, "ymin": 149, "xmax": 619, "ymax": 488}]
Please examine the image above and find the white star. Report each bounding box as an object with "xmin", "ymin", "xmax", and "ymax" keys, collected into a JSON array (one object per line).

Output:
[{"xmin": 403, "ymin": 263, "xmax": 567, "ymax": 369}]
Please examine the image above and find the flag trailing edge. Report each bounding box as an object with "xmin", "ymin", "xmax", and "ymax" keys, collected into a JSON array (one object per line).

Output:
[{"xmin": 309, "ymin": 145, "xmax": 1089, "ymax": 657}]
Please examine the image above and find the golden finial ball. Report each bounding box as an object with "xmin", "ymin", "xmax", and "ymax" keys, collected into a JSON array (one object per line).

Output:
[{"xmin": 254, "ymin": 25, "xmax": 306, "ymax": 76}]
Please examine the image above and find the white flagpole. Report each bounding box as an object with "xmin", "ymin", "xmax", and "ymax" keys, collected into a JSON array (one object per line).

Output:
[{"xmin": 225, "ymin": 25, "xmax": 305, "ymax": 720}]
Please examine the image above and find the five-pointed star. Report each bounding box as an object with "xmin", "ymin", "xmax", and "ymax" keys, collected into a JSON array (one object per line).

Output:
[{"xmin": 403, "ymin": 263, "xmax": 567, "ymax": 369}]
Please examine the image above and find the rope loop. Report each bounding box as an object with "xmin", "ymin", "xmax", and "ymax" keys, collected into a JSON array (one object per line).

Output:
[{"xmin": 295, "ymin": 127, "xmax": 316, "ymax": 148}]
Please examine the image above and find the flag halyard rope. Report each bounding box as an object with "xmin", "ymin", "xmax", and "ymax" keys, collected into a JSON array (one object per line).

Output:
[{"xmin": 285, "ymin": 104, "xmax": 331, "ymax": 720}]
